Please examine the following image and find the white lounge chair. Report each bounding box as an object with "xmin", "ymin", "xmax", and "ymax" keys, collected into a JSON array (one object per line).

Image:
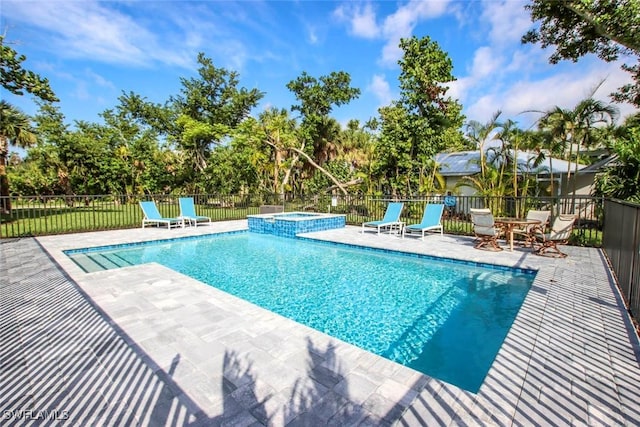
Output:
[
  {"xmin": 179, "ymin": 197, "xmax": 211, "ymax": 226},
  {"xmin": 403, "ymin": 203, "xmax": 444, "ymax": 240},
  {"xmin": 362, "ymin": 202, "xmax": 404, "ymax": 234},
  {"xmin": 139, "ymin": 201, "xmax": 183, "ymax": 229}
]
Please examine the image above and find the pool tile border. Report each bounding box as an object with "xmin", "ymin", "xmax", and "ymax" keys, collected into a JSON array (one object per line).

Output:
[
  {"xmin": 64, "ymin": 229, "xmax": 536, "ymax": 277},
  {"xmin": 63, "ymin": 229, "xmax": 248, "ymax": 254},
  {"xmin": 296, "ymin": 235, "xmax": 538, "ymax": 276}
]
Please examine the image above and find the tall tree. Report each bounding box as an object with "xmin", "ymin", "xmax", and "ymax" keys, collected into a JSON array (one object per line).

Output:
[
  {"xmin": 523, "ymin": 0, "xmax": 640, "ymax": 106},
  {"xmin": 287, "ymin": 71, "xmax": 360, "ymax": 165},
  {"xmin": 1, "ymin": 35, "xmax": 58, "ymax": 212},
  {"xmin": 120, "ymin": 53, "xmax": 263, "ymax": 190},
  {"xmin": 31, "ymin": 102, "xmax": 73, "ymax": 197},
  {"xmin": 335, "ymin": 119, "xmax": 376, "ymax": 193},
  {"xmin": 593, "ymin": 114, "xmax": 640, "ymax": 202},
  {"xmin": 537, "ymin": 97, "xmax": 618, "ymax": 200},
  {"xmin": 396, "ymin": 36, "xmax": 465, "ymax": 155},
  {"xmin": 374, "ymin": 105, "xmax": 414, "ymax": 196},
  {"xmin": 495, "ymin": 119, "xmax": 523, "ymax": 199},
  {"xmin": 1, "ymin": 36, "xmax": 58, "ymax": 102},
  {"xmin": 375, "ymin": 36, "xmax": 465, "ymax": 196},
  {"xmin": 0, "ymin": 101, "xmax": 36, "ymax": 212},
  {"xmin": 230, "ymin": 108, "xmax": 299, "ymax": 196},
  {"xmin": 286, "ymin": 71, "xmax": 360, "ymax": 193},
  {"xmin": 536, "ymin": 106, "xmax": 574, "ymax": 196},
  {"xmin": 172, "ymin": 53, "xmax": 263, "ymax": 176},
  {"xmin": 97, "ymin": 107, "xmax": 172, "ymax": 195},
  {"xmin": 287, "ymin": 71, "xmax": 361, "ymax": 119},
  {"xmin": 465, "ymin": 111, "xmax": 502, "ymax": 185}
]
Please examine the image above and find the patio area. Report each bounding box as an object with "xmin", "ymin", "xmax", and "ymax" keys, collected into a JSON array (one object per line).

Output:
[{"xmin": 1, "ymin": 220, "xmax": 639, "ymax": 425}]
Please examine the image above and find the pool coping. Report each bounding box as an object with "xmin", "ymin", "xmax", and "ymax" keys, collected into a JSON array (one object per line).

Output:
[{"xmin": 8, "ymin": 221, "xmax": 640, "ymax": 425}]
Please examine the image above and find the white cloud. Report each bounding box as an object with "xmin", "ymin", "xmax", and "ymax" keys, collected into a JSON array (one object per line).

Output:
[
  {"xmin": 332, "ymin": 1, "xmax": 453, "ymax": 67},
  {"xmin": 334, "ymin": 3, "xmax": 379, "ymax": 39},
  {"xmin": 448, "ymin": 76, "xmax": 472, "ymax": 102},
  {"xmin": 219, "ymin": 40, "xmax": 249, "ymax": 72},
  {"xmin": 3, "ymin": 1, "xmax": 195, "ymax": 69},
  {"xmin": 5, "ymin": 2, "xmax": 146, "ymax": 64},
  {"xmin": 504, "ymin": 48, "xmax": 538, "ymax": 74},
  {"xmin": 307, "ymin": 25, "xmax": 319, "ymax": 45},
  {"xmin": 471, "ymin": 47, "xmax": 503, "ymax": 79},
  {"xmin": 464, "ymin": 60, "xmax": 636, "ymax": 127},
  {"xmin": 481, "ymin": 0, "xmax": 532, "ymax": 46},
  {"xmin": 72, "ymin": 80, "xmax": 90, "ymax": 101},
  {"xmin": 367, "ymin": 74, "xmax": 393, "ymax": 107},
  {"xmin": 379, "ymin": 0, "xmax": 451, "ymax": 65},
  {"xmin": 448, "ymin": 46, "xmax": 504, "ymax": 104},
  {"xmin": 84, "ymin": 69, "xmax": 115, "ymax": 89},
  {"xmin": 451, "ymin": 0, "xmax": 637, "ymax": 127},
  {"xmin": 352, "ymin": 4, "xmax": 379, "ymax": 38}
]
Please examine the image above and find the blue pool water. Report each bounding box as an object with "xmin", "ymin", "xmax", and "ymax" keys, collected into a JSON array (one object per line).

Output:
[{"xmin": 67, "ymin": 232, "xmax": 534, "ymax": 392}]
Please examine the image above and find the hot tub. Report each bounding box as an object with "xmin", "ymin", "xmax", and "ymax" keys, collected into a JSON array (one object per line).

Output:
[{"xmin": 247, "ymin": 211, "xmax": 346, "ymax": 237}]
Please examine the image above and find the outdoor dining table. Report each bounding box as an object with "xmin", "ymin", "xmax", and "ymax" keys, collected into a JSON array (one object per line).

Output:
[{"xmin": 494, "ymin": 217, "xmax": 542, "ymax": 251}]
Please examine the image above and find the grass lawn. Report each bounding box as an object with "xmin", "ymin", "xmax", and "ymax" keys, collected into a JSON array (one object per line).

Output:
[{"xmin": 1, "ymin": 200, "xmax": 259, "ymax": 238}]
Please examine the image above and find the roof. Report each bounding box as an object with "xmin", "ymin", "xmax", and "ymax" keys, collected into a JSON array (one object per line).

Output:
[
  {"xmin": 577, "ymin": 154, "xmax": 619, "ymax": 174},
  {"xmin": 435, "ymin": 150, "xmax": 586, "ymax": 177}
]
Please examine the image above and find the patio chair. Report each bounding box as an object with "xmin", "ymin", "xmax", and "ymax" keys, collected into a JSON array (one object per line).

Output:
[
  {"xmin": 533, "ymin": 214, "xmax": 576, "ymax": 257},
  {"xmin": 403, "ymin": 203, "xmax": 444, "ymax": 240},
  {"xmin": 139, "ymin": 201, "xmax": 183, "ymax": 229},
  {"xmin": 470, "ymin": 208, "xmax": 502, "ymax": 251},
  {"xmin": 513, "ymin": 210, "xmax": 551, "ymax": 247},
  {"xmin": 362, "ymin": 202, "xmax": 404, "ymax": 234},
  {"xmin": 179, "ymin": 197, "xmax": 211, "ymax": 226}
]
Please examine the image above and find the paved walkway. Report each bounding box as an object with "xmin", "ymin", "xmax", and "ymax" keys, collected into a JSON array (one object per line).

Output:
[{"xmin": 1, "ymin": 221, "xmax": 639, "ymax": 426}]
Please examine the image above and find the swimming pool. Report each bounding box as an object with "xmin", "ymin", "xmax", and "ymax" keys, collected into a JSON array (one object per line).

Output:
[{"xmin": 66, "ymin": 232, "xmax": 535, "ymax": 392}]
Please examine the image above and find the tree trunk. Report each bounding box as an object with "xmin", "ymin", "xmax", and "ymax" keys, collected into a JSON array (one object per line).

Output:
[
  {"xmin": 571, "ymin": 139, "xmax": 583, "ymax": 213},
  {"xmin": 289, "ymin": 146, "xmax": 348, "ymax": 195},
  {"xmin": 550, "ymin": 158, "xmax": 555, "ymax": 198},
  {"xmin": 280, "ymin": 152, "xmax": 300, "ymax": 197},
  {"xmin": 0, "ymin": 136, "xmax": 11, "ymax": 214},
  {"xmin": 565, "ymin": 140, "xmax": 573, "ymax": 196},
  {"xmin": 274, "ymin": 148, "xmax": 282, "ymax": 193},
  {"xmin": 325, "ymin": 178, "xmax": 363, "ymax": 192}
]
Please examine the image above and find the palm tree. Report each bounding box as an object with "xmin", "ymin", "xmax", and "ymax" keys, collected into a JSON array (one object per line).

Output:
[
  {"xmin": 335, "ymin": 120, "xmax": 375, "ymax": 192},
  {"xmin": 0, "ymin": 101, "xmax": 37, "ymax": 213},
  {"xmin": 310, "ymin": 116, "xmax": 341, "ymax": 167},
  {"xmin": 593, "ymin": 114, "xmax": 640, "ymax": 202},
  {"xmin": 464, "ymin": 110, "xmax": 502, "ymax": 184},
  {"xmin": 536, "ymin": 106, "xmax": 574, "ymax": 196},
  {"xmin": 495, "ymin": 119, "xmax": 524, "ymax": 199},
  {"xmin": 536, "ymin": 86, "xmax": 619, "ymax": 202},
  {"xmin": 569, "ymin": 98, "xmax": 619, "ymax": 197}
]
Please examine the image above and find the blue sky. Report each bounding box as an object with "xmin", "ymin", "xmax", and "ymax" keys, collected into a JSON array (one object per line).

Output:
[{"xmin": 2, "ymin": 0, "xmax": 636, "ymax": 133}]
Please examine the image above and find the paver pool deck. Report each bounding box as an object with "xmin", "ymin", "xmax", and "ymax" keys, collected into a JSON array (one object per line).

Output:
[{"xmin": 1, "ymin": 221, "xmax": 639, "ymax": 426}]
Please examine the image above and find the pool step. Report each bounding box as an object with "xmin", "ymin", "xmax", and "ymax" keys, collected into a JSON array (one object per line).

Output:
[
  {"xmin": 68, "ymin": 252, "xmax": 134, "ymax": 273},
  {"xmin": 383, "ymin": 286, "xmax": 467, "ymax": 365}
]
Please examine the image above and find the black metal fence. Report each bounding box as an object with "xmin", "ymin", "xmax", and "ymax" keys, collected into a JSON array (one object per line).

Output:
[
  {"xmin": 1, "ymin": 193, "xmax": 604, "ymax": 245},
  {"xmin": 602, "ymin": 199, "xmax": 640, "ymax": 323},
  {"xmin": 310, "ymin": 194, "xmax": 603, "ymax": 245},
  {"xmin": 0, "ymin": 194, "xmax": 261, "ymax": 238}
]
